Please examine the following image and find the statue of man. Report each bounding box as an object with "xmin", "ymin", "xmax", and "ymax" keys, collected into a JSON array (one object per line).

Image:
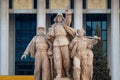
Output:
[
  {"xmin": 21, "ymin": 27, "xmax": 50, "ymax": 80},
  {"xmin": 46, "ymin": 9, "xmax": 75, "ymax": 78},
  {"xmin": 69, "ymin": 28, "xmax": 99, "ymax": 80}
]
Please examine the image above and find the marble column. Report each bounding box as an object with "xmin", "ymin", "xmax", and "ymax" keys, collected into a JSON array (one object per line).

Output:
[
  {"xmin": 111, "ymin": 0, "xmax": 120, "ymax": 80},
  {"xmin": 37, "ymin": 0, "xmax": 46, "ymax": 28},
  {"xmin": 74, "ymin": 0, "xmax": 83, "ymax": 30},
  {"xmin": 0, "ymin": 0, "xmax": 9, "ymax": 75}
]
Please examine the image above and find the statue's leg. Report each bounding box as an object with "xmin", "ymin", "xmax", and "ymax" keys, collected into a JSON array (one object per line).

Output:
[
  {"xmin": 90, "ymin": 66, "xmax": 93, "ymax": 80},
  {"xmin": 81, "ymin": 59, "xmax": 87, "ymax": 80},
  {"xmin": 61, "ymin": 46, "xmax": 70, "ymax": 77},
  {"xmin": 86, "ymin": 65, "xmax": 93, "ymax": 80},
  {"xmin": 34, "ymin": 53, "xmax": 42, "ymax": 80},
  {"xmin": 86, "ymin": 65, "xmax": 90, "ymax": 80},
  {"xmin": 73, "ymin": 57, "xmax": 80, "ymax": 80},
  {"xmin": 53, "ymin": 46, "xmax": 62, "ymax": 78},
  {"xmin": 42, "ymin": 53, "xmax": 50, "ymax": 80}
]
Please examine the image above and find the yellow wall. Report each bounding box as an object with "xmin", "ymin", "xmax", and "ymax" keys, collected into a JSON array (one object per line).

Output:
[{"xmin": 0, "ymin": 76, "xmax": 34, "ymax": 80}]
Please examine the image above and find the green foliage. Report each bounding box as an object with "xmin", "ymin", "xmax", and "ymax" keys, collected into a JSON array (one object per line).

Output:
[{"xmin": 93, "ymin": 24, "xmax": 111, "ymax": 80}]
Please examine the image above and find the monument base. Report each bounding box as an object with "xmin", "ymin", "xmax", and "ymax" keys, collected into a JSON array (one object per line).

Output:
[{"xmin": 54, "ymin": 77, "xmax": 72, "ymax": 80}]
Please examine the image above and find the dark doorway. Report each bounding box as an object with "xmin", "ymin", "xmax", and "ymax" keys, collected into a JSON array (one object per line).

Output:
[{"xmin": 15, "ymin": 14, "xmax": 36, "ymax": 75}]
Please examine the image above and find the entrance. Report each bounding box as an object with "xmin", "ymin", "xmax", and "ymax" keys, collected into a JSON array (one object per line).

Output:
[{"xmin": 15, "ymin": 14, "xmax": 36, "ymax": 75}]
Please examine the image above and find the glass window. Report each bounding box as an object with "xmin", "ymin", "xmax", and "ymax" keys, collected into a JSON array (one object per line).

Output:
[
  {"xmin": 92, "ymin": 22, "xmax": 101, "ymax": 30},
  {"xmin": 102, "ymin": 21, "xmax": 107, "ymax": 30},
  {"xmin": 46, "ymin": 0, "xmax": 49, "ymax": 9},
  {"xmin": 9, "ymin": 0, "xmax": 12, "ymax": 9},
  {"xmin": 102, "ymin": 31, "xmax": 107, "ymax": 40},
  {"xmin": 92, "ymin": 31, "xmax": 96, "ymax": 36},
  {"xmin": 71, "ymin": 0, "xmax": 74, "ymax": 9},
  {"xmin": 83, "ymin": 0, "xmax": 86, "ymax": 9},
  {"xmin": 103, "ymin": 41, "xmax": 107, "ymax": 50},
  {"xmin": 87, "ymin": 21, "xmax": 91, "ymax": 27},
  {"xmin": 108, "ymin": 0, "xmax": 111, "ymax": 9},
  {"xmin": 34, "ymin": 0, "xmax": 37, "ymax": 9},
  {"xmin": 15, "ymin": 14, "xmax": 36, "ymax": 75},
  {"xmin": 86, "ymin": 22, "xmax": 92, "ymax": 36},
  {"xmin": 86, "ymin": 14, "xmax": 107, "ymax": 55}
]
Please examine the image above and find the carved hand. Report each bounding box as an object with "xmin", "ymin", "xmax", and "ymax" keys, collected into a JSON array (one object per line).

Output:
[
  {"xmin": 65, "ymin": 6, "xmax": 71, "ymax": 13},
  {"xmin": 48, "ymin": 50, "xmax": 53, "ymax": 56},
  {"xmin": 21, "ymin": 54, "xmax": 27, "ymax": 60},
  {"xmin": 94, "ymin": 36, "xmax": 101, "ymax": 40}
]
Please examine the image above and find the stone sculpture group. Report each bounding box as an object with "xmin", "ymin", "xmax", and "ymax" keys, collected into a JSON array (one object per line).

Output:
[{"xmin": 21, "ymin": 9, "xmax": 100, "ymax": 80}]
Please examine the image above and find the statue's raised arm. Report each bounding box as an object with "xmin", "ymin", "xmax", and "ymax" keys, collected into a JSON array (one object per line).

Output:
[{"xmin": 65, "ymin": 7, "xmax": 72, "ymax": 26}]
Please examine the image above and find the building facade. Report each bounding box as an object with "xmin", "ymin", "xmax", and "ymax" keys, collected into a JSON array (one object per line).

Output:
[{"xmin": 0, "ymin": 0, "xmax": 120, "ymax": 80}]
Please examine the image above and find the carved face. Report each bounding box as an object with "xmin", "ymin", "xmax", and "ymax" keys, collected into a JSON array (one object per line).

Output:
[
  {"xmin": 38, "ymin": 28, "xmax": 44, "ymax": 35},
  {"xmin": 77, "ymin": 29, "xmax": 85, "ymax": 37},
  {"xmin": 57, "ymin": 15, "xmax": 63, "ymax": 23}
]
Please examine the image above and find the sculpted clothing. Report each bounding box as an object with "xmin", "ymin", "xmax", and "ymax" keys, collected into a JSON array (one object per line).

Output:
[
  {"xmin": 46, "ymin": 10, "xmax": 75, "ymax": 77},
  {"xmin": 24, "ymin": 35, "xmax": 50, "ymax": 80},
  {"xmin": 50, "ymin": 24, "xmax": 75, "ymax": 47},
  {"xmin": 69, "ymin": 36, "xmax": 97, "ymax": 80},
  {"xmin": 53, "ymin": 24, "xmax": 69, "ymax": 46},
  {"xmin": 70, "ymin": 36, "xmax": 97, "ymax": 59},
  {"xmin": 47, "ymin": 23, "xmax": 75, "ymax": 77}
]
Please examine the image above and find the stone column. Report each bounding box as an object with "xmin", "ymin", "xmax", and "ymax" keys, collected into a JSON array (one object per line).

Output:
[
  {"xmin": 37, "ymin": 0, "xmax": 46, "ymax": 28},
  {"xmin": 111, "ymin": 0, "xmax": 120, "ymax": 80},
  {"xmin": 74, "ymin": 0, "xmax": 83, "ymax": 30},
  {"xmin": 0, "ymin": 0, "xmax": 9, "ymax": 75},
  {"xmin": 0, "ymin": 0, "xmax": 1, "ymax": 74},
  {"xmin": 107, "ymin": 14, "xmax": 111, "ymax": 72},
  {"xmin": 9, "ymin": 14, "xmax": 15, "ymax": 75}
]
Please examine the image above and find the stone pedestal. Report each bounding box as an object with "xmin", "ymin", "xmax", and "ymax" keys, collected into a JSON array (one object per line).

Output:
[{"xmin": 54, "ymin": 78, "xmax": 72, "ymax": 80}]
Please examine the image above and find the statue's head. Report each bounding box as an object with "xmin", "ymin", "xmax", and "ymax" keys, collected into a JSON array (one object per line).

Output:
[
  {"xmin": 37, "ymin": 27, "xmax": 45, "ymax": 35},
  {"xmin": 87, "ymin": 44, "xmax": 93, "ymax": 49},
  {"xmin": 54, "ymin": 12, "xmax": 65, "ymax": 23},
  {"xmin": 77, "ymin": 28, "xmax": 85, "ymax": 37}
]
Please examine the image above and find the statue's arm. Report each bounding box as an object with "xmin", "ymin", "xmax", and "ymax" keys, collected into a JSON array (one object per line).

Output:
[
  {"xmin": 65, "ymin": 8, "xmax": 72, "ymax": 26},
  {"xmin": 47, "ymin": 27, "xmax": 55, "ymax": 38},
  {"xmin": 23, "ymin": 37, "xmax": 35, "ymax": 55},
  {"xmin": 69, "ymin": 37, "xmax": 77, "ymax": 49},
  {"xmin": 47, "ymin": 39, "xmax": 53, "ymax": 56},
  {"xmin": 87, "ymin": 36, "xmax": 100, "ymax": 45},
  {"xmin": 21, "ymin": 37, "xmax": 35, "ymax": 59}
]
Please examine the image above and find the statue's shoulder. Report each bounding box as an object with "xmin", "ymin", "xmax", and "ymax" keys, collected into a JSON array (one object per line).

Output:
[
  {"xmin": 51, "ymin": 24, "xmax": 55, "ymax": 27},
  {"xmin": 32, "ymin": 35, "xmax": 38, "ymax": 41},
  {"xmin": 82, "ymin": 37, "xmax": 90, "ymax": 42},
  {"xmin": 72, "ymin": 36, "xmax": 78, "ymax": 42}
]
